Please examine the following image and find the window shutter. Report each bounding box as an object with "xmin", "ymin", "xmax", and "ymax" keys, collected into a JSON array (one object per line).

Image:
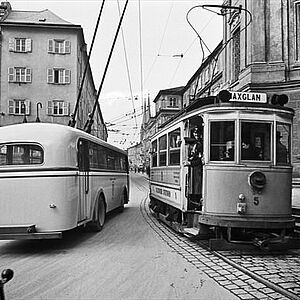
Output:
[
  {"xmin": 25, "ymin": 100, "xmax": 31, "ymax": 115},
  {"xmin": 63, "ymin": 102, "xmax": 69, "ymax": 116},
  {"xmin": 64, "ymin": 40, "xmax": 71, "ymax": 54},
  {"xmin": 47, "ymin": 68, "xmax": 54, "ymax": 83},
  {"xmin": 25, "ymin": 68, "xmax": 32, "ymax": 83},
  {"xmin": 8, "ymin": 67, "xmax": 14, "ymax": 82},
  {"xmin": 64, "ymin": 69, "xmax": 71, "ymax": 84},
  {"xmin": 48, "ymin": 39, "xmax": 54, "ymax": 53},
  {"xmin": 8, "ymin": 100, "xmax": 15, "ymax": 114},
  {"xmin": 47, "ymin": 101, "xmax": 53, "ymax": 115},
  {"xmin": 8, "ymin": 38, "xmax": 15, "ymax": 52},
  {"xmin": 25, "ymin": 39, "xmax": 32, "ymax": 52}
]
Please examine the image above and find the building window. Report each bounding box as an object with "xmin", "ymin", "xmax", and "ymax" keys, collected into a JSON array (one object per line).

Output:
[
  {"xmin": 169, "ymin": 97, "xmax": 178, "ymax": 107},
  {"xmin": 48, "ymin": 39, "xmax": 71, "ymax": 54},
  {"xmin": 8, "ymin": 67, "xmax": 32, "ymax": 83},
  {"xmin": 47, "ymin": 100, "xmax": 69, "ymax": 116},
  {"xmin": 8, "ymin": 99, "xmax": 31, "ymax": 115},
  {"xmin": 9, "ymin": 38, "xmax": 32, "ymax": 53},
  {"xmin": 232, "ymin": 28, "xmax": 240, "ymax": 81},
  {"xmin": 47, "ymin": 68, "xmax": 71, "ymax": 84}
]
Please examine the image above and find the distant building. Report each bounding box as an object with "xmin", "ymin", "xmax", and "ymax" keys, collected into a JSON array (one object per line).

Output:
[{"xmin": 0, "ymin": 2, "xmax": 107, "ymax": 140}]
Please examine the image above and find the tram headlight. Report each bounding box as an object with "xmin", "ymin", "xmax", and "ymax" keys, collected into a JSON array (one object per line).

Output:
[
  {"xmin": 270, "ymin": 94, "xmax": 289, "ymax": 106},
  {"xmin": 218, "ymin": 90, "xmax": 231, "ymax": 102},
  {"xmin": 248, "ymin": 171, "xmax": 266, "ymax": 190}
]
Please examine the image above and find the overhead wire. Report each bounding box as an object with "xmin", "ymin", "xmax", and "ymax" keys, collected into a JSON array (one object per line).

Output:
[
  {"xmin": 68, "ymin": 0, "xmax": 106, "ymax": 128},
  {"xmin": 117, "ymin": 0, "xmax": 137, "ymax": 129},
  {"xmin": 84, "ymin": 0, "xmax": 129, "ymax": 133}
]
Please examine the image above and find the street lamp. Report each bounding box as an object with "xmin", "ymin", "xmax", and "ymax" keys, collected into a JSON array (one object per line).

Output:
[{"xmin": 36, "ymin": 102, "xmax": 42, "ymax": 122}]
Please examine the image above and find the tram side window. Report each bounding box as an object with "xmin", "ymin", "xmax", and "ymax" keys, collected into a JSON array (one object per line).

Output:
[
  {"xmin": 210, "ymin": 121, "xmax": 235, "ymax": 161},
  {"xmin": 0, "ymin": 144, "xmax": 43, "ymax": 165},
  {"xmin": 159, "ymin": 135, "xmax": 167, "ymax": 166},
  {"xmin": 241, "ymin": 122, "xmax": 271, "ymax": 161},
  {"xmin": 151, "ymin": 140, "xmax": 157, "ymax": 167},
  {"xmin": 169, "ymin": 128, "xmax": 181, "ymax": 165},
  {"xmin": 276, "ymin": 123, "xmax": 290, "ymax": 165}
]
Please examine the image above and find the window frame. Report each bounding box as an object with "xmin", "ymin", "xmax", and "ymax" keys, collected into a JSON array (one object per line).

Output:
[
  {"xmin": 168, "ymin": 128, "xmax": 181, "ymax": 166},
  {"xmin": 0, "ymin": 143, "xmax": 44, "ymax": 166},
  {"xmin": 158, "ymin": 135, "xmax": 167, "ymax": 166}
]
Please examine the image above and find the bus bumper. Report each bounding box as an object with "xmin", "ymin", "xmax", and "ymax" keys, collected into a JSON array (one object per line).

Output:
[{"xmin": 0, "ymin": 224, "xmax": 62, "ymax": 240}]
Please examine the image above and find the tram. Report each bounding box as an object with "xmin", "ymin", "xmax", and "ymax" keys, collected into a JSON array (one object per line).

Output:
[
  {"xmin": 149, "ymin": 90, "xmax": 295, "ymax": 249},
  {"xmin": 0, "ymin": 123, "xmax": 129, "ymax": 239}
]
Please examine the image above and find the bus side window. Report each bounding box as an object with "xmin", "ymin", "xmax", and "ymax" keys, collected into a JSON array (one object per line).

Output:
[{"xmin": 78, "ymin": 140, "xmax": 89, "ymax": 171}]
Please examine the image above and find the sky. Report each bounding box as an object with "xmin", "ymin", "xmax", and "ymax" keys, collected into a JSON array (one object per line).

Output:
[{"xmin": 8, "ymin": 0, "xmax": 223, "ymax": 149}]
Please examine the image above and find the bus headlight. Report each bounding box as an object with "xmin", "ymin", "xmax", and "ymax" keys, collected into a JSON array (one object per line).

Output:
[{"xmin": 248, "ymin": 171, "xmax": 266, "ymax": 190}]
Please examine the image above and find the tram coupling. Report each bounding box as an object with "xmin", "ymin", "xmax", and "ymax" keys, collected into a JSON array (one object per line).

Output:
[{"xmin": 0, "ymin": 269, "xmax": 13, "ymax": 300}]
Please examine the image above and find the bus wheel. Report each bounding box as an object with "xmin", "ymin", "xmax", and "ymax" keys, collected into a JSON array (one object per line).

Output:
[
  {"xmin": 119, "ymin": 189, "xmax": 127, "ymax": 212},
  {"xmin": 88, "ymin": 196, "xmax": 106, "ymax": 232}
]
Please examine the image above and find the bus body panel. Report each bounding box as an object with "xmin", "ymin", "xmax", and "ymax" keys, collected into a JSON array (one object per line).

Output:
[
  {"xmin": 0, "ymin": 123, "xmax": 129, "ymax": 239},
  {"xmin": 0, "ymin": 172, "xmax": 79, "ymax": 231}
]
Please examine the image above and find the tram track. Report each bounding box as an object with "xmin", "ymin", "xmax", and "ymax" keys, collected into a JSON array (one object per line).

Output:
[{"xmin": 138, "ymin": 180, "xmax": 300, "ymax": 300}]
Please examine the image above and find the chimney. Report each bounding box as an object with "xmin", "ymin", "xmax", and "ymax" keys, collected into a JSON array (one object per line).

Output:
[{"xmin": 0, "ymin": 2, "xmax": 11, "ymax": 21}]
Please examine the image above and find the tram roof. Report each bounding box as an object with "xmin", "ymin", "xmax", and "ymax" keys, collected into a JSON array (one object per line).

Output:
[
  {"xmin": 160, "ymin": 95, "xmax": 294, "ymax": 129},
  {"xmin": 0, "ymin": 123, "xmax": 127, "ymax": 155}
]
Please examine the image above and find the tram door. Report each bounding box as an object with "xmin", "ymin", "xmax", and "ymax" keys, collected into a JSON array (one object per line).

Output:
[
  {"xmin": 184, "ymin": 117, "xmax": 203, "ymax": 211},
  {"xmin": 78, "ymin": 139, "xmax": 92, "ymax": 221}
]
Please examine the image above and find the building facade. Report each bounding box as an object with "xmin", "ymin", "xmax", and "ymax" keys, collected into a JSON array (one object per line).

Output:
[
  {"xmin": 0, "ymin": 2, "xmax": 107, "ymax": 140},
  {"xmin": 140, "ymin": 0, "xmax": 300, "ymax": 175}
]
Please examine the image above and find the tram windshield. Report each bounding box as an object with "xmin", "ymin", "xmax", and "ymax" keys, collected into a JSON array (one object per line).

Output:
[
  {"xmin": 241, "ymin": 122, "xmax": 271, "ymax": 161},
  {"xmin": 276, "ymin": 123, "xmax": 290, "ymax": 165},
  {"xmin": 210, "ymin": 121, "xmax": 235, "ymax": 161}
]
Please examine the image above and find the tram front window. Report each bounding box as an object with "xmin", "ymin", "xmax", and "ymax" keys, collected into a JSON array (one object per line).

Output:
[
  {"xmin": 241, "ymin": 122, "xmax": 271, "ymax": 161},
  {"xmin": 276, "ymin": 123, "xmax": 290, "ymax": 165},
  {"xmin": 210, "ymin": 121, "xmax": 235, "ymax": 161}
]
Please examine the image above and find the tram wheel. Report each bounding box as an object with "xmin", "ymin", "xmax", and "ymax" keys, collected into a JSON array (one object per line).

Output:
[{"xmin": 87, "ymin": 196, "xmax": 106, "ymax": 232}]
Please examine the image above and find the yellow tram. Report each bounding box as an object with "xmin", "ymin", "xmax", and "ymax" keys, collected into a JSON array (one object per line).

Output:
[{"xmin": 149, "ymin": 90, "xmax": 294, "ymax": 249}]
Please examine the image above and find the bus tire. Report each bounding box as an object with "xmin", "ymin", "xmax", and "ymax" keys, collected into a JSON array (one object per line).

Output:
[
  {"xmin": 119, "ymin": 188, "xmax": 127, "ymax": 212},
  {"xmin": 88, "ymin": 196, "xmax": 106, "ymax": 232}
]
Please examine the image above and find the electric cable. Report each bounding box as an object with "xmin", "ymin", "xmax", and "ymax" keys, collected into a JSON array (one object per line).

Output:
[
  {"xmin": 117, "ymin": 0, "xmax": 137, "ymax": 129},
  {"xmin": 84, "ymin": 0, "xmax": 129, "ymax": 133},
  {"xmin": 68, "ymin": 0, "xmax": 106, "ymax": 128}
]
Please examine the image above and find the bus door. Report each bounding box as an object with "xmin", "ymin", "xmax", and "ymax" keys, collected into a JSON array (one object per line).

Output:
[{"xmin": 78, "ymin": 139, "xmax": 92, "ymax": 221}]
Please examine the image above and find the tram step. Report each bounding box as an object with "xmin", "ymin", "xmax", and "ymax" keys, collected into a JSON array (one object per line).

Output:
[
  {"xmin": 183, "ymin": 227, "xmax": 199, "ymax": 237},
  {"xmin": 0, "ymin": 224, "xmax": 36, "ymax": 234}
]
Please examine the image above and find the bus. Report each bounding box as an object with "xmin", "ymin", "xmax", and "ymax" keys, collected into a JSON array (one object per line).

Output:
[{"xmin": 0, "ymin": 123, "xmax": 129, "ymax": 239}]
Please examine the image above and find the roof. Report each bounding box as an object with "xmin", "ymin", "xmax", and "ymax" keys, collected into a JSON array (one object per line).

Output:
[
  {"xmin": 153, "ymin": 86, "xmax": 185, "ymax": 103},
  {"xmin": 3, "ymin": 9, "xmax": 73, "ymax": 26}
]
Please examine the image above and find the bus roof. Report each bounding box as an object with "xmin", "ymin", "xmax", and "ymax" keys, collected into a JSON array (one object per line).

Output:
[{"xmin": 0, "ymin": 123, "xmax": 127, "ymax": 156}]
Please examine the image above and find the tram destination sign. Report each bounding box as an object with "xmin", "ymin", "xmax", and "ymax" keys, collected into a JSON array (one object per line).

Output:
[{"xmin": 230, "ymin": 91, "xmax": 267, "ymax": 103}]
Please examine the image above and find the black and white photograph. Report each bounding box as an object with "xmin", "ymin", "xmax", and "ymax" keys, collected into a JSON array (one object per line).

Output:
[{"xmin": 0, "ymin": 0, "xmax": 300, "ymax": 299}]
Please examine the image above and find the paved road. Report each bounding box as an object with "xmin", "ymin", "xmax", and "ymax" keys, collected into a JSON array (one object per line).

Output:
[{"xmin": 0, "ymin": 173, "xmax": 236, "ymax": 300}]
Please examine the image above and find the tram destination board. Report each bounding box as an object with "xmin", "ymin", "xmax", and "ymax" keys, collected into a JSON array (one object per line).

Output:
[{"xmin": 230, "ymin": 91, "xmax": 267, "ymax": 103}]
